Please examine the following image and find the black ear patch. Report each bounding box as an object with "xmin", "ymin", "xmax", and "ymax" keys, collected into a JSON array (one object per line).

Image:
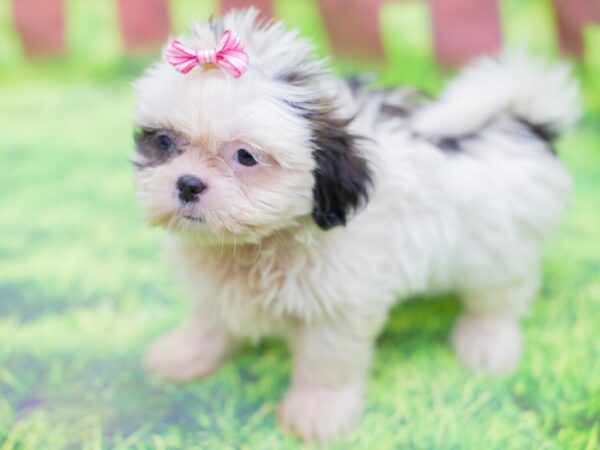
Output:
[
  {"xmin": 277, "ymin": 69, "xmax": 373, "ymax": 230},
  {"xmin": 309, "ymin": 115, "xmax": 372, "ymax": 230}
]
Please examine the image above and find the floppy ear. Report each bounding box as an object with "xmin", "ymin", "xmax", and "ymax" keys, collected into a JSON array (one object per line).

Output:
[
  {"xmin": 275, "ymin": 68, "xmax": 372, "ymax": 230},
  {"xmin": 310, "ymin": 116, "xmax": 372, "ymax": 230}
]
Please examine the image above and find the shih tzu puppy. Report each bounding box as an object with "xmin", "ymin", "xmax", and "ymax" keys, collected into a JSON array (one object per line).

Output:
[{"xmin": 132, "ymin": 8, "xmax": 579, "ymax": 442}]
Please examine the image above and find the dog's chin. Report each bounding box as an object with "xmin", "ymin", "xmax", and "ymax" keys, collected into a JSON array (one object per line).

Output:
[
  {"xmin": 180, "ymin": 213, "xmax": 205, "ymax": 224},
  {"xmin": 148, "ymin": 210, "xmax": 287, "ymax": 245},
  {"xmin": 146, "ymin": 210, "xmax": 204, "ymax": 229}
]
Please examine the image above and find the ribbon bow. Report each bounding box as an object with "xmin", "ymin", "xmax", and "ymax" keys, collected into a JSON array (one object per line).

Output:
[{"xmin": 166, "ymin": 29, "xmax": 249, "ymax": 78}]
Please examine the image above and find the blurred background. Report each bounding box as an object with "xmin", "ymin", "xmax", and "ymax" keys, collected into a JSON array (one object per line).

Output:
[{"xmin": 0, "ymin": 0, "xmax": 599, "ymax": 449}]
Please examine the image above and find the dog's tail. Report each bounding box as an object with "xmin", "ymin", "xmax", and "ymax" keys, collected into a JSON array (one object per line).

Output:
[{"xmin": 412, "ymin": 51, "xmax": 581, "ymax": 141}]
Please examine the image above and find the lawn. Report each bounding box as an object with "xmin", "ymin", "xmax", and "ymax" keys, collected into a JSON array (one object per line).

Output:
[{"xmin": 0, "ymin": 0, "xmax": 599, "ymax": 449}]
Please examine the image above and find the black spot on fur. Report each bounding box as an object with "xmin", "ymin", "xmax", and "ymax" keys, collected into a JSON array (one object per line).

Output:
[
  {"xmin": 376, "ymin": 87, "xmax": 431, "ymax": 122},
  {"xmin": 411, "ymin": 130, "xmax": 469, "ymax": 155},
  {"xmin": 438, "ymin": 137, "xmax": 463, "ymax": 153},
  {"xmin": 520, "ymin": 120, "xmax": 558, "ymax": 145},
  {"xmin": 417, "ymin": 116, "xmax": 559, "ymax": 157},
  {"xmin": 379, "ymin": 103, "xmax": 412, "ymax": 119},
  {"xmin": 310, "ymin": 124, "xmax": 372, "ymax": 229},
  {"xmin": 488, "ymin": 117, "xmax": 559, "ymax": 155},
  {"xmin": 345, "ymin": 76, "xmax": 365, "ymax": 94},
  {"xmin": 297, "ymin": 104, "xmax": 372, "ymax": 230},
  {"xmin": 276, "ymin": 71, "xmax": 372, "ymax": 229},
  {"xmin": 277, "ymin": 70, "xmax": 313, "ymax": 86},
  {"xmin": 132, "ymin": 128, "xmax": 187, "ymax": 169},
  {"xmin": 344, "ymin": 74, "xmax": 377, "ymax": 95}
]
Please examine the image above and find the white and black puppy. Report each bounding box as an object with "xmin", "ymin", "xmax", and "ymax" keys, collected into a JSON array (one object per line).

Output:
[{"xmin": 132, "ymin": 8, "xmax": 579, "ymax": 442}]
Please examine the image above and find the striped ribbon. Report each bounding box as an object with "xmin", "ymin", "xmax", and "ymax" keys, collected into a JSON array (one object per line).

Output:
[{"xmin": 166, "ymin": 29, "xmax": 249, "ymax": 78}]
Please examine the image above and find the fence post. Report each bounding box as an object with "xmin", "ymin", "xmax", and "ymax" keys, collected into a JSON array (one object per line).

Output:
[
  {"xmin": 12, "ymin": 0, "xmax": 65, "ymax": 56},
  {"xmin": 118, "ymin": 0, "xmax": 171, "ymax": 51},
  {"xmin": 594, "ymin": 0, "xmax": 600, "ymax": 22},
  {"xmin": 316, "ymin": 0, "xmax": 384, "ymax": 60},
  {"xmin": 428, "ymin": 0, "xmax": 502, "ymax": 65},
  {"xmin": 553, "ymin": 0, "xmax": 597, "ymax": 56}
]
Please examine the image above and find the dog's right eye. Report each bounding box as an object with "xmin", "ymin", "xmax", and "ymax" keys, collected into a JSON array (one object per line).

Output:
[{"xmin": 156, "ymin": 134, "xmax": 174, "ymax": 152}]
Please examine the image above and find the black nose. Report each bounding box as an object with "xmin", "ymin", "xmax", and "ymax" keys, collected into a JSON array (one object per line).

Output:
[{"xmin": 176, "ymin": 175, "xmax": 206, "ymax": 203}]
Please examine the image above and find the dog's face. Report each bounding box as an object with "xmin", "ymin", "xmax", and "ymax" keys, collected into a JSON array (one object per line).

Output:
[{"xmin": 132, "ymin": 9, "xmax": 371, "ymax": 243}]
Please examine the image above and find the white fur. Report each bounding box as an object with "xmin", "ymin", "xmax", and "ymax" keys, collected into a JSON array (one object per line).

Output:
[
  {"xmin": 412, "ymin": 50, "xmax": 581, "ymax": 139},
  {"xmin": 451, "ymin": 313, "xmax": 522, "ymax": 375},
  {"xmin": 145, "ymin": 314, "xmax": 234, "ymax": 381},
  {"xmin": 132, "ymin": 9, "xmax": 578, "ymax": 443}
]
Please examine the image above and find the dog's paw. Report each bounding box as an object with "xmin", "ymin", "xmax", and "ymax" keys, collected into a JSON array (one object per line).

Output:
[
  {"xmin": 451, "ymin": 313, "xmax": 522, "ymax": 375},
  {"xmin": 145, "ymin": 323, "xmax": 230, "ymax": 382},
  {"xmin": 278, "ymin": 383, "xmax": 364, "ymax": 443}
]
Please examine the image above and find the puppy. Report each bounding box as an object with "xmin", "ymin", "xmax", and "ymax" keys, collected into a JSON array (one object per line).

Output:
[{"xmin": 132, "ymin": 8, "xmax": 579, "ymax": 442}]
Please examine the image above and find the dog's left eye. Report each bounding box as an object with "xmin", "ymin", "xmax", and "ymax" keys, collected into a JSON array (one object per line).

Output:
[
  {"xmin": 156, "ymin": 134, "xmax": 174, "ymax": 152},
  {"xmin": 235, "ymin": 149, "xmax": 258, "ymax": 167}
]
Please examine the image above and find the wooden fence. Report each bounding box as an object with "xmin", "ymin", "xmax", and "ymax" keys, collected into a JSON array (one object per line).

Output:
[{"xmin": 11, "ymin": 0, "xmax": 600, "ymax": 65}]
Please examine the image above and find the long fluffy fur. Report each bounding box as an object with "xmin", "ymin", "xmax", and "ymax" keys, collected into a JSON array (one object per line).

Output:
[
  {"xmin": 412, "ymin": 50, "xmax": 581, "ymax": 139},
  {"xmin": 133, "ymin": 9, "xmax": 579, "ymax": 443}
]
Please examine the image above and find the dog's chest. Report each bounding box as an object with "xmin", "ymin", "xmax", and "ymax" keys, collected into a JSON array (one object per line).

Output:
[{"xmin": 180, "ymin": 237, "xmax": 335, "ymax": 338}]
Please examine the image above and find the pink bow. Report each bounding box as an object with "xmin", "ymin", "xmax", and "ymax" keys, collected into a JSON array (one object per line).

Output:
[{"xmin": 166, "ymin": 29, "xmax": 249, "ymax": 78}]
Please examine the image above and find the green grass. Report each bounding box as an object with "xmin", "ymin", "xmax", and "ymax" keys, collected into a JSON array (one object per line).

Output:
[{"xmin": 1, "ymin": 0, "xmax": 599, "ymax": 448}]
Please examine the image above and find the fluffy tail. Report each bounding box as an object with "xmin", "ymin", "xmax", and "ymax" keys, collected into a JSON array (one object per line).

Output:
[{"xmin": 412, "ymin": 51, "xmax": 581, "ymax": 140}]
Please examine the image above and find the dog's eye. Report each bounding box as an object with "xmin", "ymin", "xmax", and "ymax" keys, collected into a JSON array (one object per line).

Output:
[
  {"xmin": 235, "ymin": 149, "xmax": 258, "ymax": 167},
  {"xmin": 156, "ymin": 134, "xmax": 174, "ymax": 152}
]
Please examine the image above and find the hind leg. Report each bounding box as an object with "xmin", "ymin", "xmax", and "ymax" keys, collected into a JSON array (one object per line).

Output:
[{"xmin": 452, "ymin": 274, "xmax": 540, "ymax": 375}]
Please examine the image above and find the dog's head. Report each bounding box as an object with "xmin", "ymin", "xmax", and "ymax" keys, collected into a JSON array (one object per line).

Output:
[{"xmin": 132, "ymin": 9, "xmax": 371, "ymax": 243}]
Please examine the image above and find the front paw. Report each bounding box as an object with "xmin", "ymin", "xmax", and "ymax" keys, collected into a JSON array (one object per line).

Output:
[
  {"xmin": 145, "ymin": 323, "xmax": 230, "ymax": 382},
  {"xmin": 278, "ymin": 383, "xmax": 365, "ymax": 443},
  {"xmin": 451, "ymin": 313, "xmax": 522, "ymax": 375}
]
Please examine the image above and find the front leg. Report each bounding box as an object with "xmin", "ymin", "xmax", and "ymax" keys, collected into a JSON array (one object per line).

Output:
[
  {"xmin": 145, "ymin": 310, "xmax": 234, "ymax": 382},
  {"xmin": 279, "ymin": 320, "xmax": 380, "ymax": 443}
]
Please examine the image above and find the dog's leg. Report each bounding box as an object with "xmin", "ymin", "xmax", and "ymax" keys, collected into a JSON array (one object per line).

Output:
[
  {"xmin": 278, "ymin": 319, "xmax": 381, "ymax": 443},
  {"xmin": 451, "ymin": 275, "xmax": 540, "ymax": 375},
  {"xmin": 144, "ymin": 311, "xmax": 234, "ymax": 382}
]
